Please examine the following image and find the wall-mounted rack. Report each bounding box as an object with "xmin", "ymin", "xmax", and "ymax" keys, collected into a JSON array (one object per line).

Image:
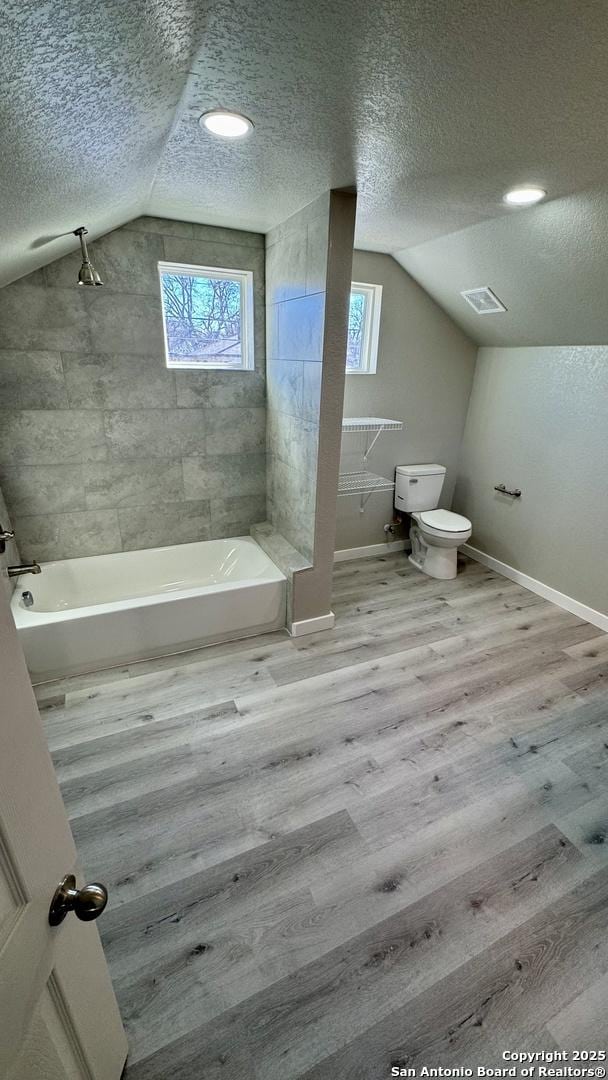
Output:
[{"xmin": 338, "ymin": 417, "xmax": 403, "ymax": 511}]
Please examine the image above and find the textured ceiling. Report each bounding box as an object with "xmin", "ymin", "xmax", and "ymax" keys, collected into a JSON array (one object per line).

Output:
[
  {"xmin": 3, "ymin": 0, "xmax": 608, "ymax": 343},
  {"xmin": 0, "ymin": 0, "xmax": 204, "ymax": 286}
]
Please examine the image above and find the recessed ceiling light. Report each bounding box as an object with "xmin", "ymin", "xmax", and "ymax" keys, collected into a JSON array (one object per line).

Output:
[
  {"xmin": 199, "ymin": 110, "xmax": 253, "ymax": 138},
  {"xmin": 503, "ymin": 186, "xmax": 546, "ymax": 206}
]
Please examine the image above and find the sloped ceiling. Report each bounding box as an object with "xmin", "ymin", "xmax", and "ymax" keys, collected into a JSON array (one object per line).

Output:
[{"xmin": 3, "ymin": 0, "xmax": 608, "ymax": 344}]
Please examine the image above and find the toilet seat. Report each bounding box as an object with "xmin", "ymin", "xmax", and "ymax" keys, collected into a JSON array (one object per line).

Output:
[{"xmin": 414, "ymin": 509, "xmax": 472, "ymax": 539}]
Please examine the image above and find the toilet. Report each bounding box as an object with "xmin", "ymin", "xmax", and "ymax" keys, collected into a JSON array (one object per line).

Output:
[{"xmin": 394, "ymin": 464, "xmax": 472, "ymax": 580}]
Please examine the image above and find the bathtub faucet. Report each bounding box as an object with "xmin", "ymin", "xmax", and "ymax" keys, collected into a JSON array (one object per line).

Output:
[{"xmin": 7, "ymin": 562, "xmax": 42, "ymax": 578}]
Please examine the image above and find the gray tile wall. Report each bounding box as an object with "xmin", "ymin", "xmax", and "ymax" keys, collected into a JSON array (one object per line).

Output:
[
  {"xmin": 265, "ymin": 196, "xmax": 330, "ymax": 562},
  {"xmin": 263, "ymin": 190, "xmax": 357, "ymax": 627},
  {"xmin": 0, "ymin": 217, "xmax": 267, "ymax": 561}
]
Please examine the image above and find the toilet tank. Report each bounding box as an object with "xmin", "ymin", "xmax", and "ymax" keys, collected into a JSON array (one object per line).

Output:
[{"xmin": 395, "ymin": 464, "xmax": 446, "ymax": 512}]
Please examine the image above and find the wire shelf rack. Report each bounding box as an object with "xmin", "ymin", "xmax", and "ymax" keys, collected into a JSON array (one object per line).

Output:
[
  {"xmin": 341, "ymin": 417, "xmax": 403, "ymax": 433},
  {"xmin": 339, "ymin": 416, "xmax": 403, "ymax": 511},
  {"xmin": 338, "ymin": 472, "xmax": 396, "ymax": 496}
]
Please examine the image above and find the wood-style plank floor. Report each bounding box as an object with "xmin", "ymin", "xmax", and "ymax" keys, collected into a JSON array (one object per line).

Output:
[{"xmin": 38, "ymin": 553, "xmax": 608, "ymax": 1078}]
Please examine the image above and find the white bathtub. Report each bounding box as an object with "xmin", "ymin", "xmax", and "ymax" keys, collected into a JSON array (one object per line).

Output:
[{"xmin": 11, "ymin": 537, "xmax": 286, "ymax": 682}]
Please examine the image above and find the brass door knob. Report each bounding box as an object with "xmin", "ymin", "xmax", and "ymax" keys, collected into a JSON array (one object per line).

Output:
[{"xmin": 49, "ymin": 874, "xmax": 108, "ymax": 926}]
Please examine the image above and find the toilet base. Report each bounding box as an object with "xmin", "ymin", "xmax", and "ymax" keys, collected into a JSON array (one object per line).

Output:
[
  {"xmin": 408, "ymin": 549, "xmax": 458, "ymax": 579},
  {"xmin": 409, "ymin": 527, "xmax": 459, "ymax": 580}
]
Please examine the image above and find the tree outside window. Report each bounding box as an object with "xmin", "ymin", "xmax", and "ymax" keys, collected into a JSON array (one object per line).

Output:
[
  {"xmin": 346, "ymin": 282, "xmax": 383, "ymax": 374},
  {"xmin": 158, "ymin": 262, "xmax": 254, "ymax": 370}
]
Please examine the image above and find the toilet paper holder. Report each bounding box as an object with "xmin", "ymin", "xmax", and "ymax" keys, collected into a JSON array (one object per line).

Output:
[{"xmin": 494, "ymin": 483, "xmax": 521, "ymax": 498}]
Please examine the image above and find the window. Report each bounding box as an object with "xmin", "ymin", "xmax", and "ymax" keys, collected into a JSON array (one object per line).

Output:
[
  {"xmin": 346, "ymin": 282, "xmax": 382, "ymax": 374},
  {"xmin": 158, "ymin": 261, "xmax": 254, "ymax": 370}
]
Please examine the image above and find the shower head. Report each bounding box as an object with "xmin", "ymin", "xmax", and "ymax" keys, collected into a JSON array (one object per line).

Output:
[{"xmin": 73, "ymin": 226, "xmax": 103, "ymax": 287}]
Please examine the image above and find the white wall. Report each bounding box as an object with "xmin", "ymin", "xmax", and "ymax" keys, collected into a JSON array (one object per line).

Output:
[
  {"xmin": 337, "ymin": 251, "xmax": 476, "ymax": 550},
  {"xmin": 454, "ymin": 345, "xmax": 608, "ymax": 615}
]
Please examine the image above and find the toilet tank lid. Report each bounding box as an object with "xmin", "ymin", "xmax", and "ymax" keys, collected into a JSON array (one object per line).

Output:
[{"xmin": 396, "ymin": 463, "xmax": 446, "ymax": 476}]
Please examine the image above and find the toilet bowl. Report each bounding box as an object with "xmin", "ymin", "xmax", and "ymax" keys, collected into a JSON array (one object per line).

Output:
[
  {"xmin": 394, "ymin": 464, "xmax": 472, "ymax": 580},
  {"xmin": 409, "ymin": 509, "xmax": 472, "ymax": 580}
]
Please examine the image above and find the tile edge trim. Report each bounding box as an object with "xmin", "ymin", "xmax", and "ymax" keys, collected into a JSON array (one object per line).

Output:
[{"xmin": 289, "ymin": 611, "xmax": 336, "ymax": 637}]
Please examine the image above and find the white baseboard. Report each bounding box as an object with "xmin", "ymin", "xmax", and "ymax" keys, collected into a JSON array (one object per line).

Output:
[
  {"xmin": 462, "ymin": 544, "xmax": 608, "ymax": 633},
  {"xmin": 334, "ymin": 540, "xmax": 407, "ymax": 563},
  {"xmin": 289, "ymin": 611, "xmax": 336, "ymax": 637}
]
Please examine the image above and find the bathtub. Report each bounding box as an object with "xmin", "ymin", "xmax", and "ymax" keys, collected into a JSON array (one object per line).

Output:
[{"xmin": 11, "ymin": 537, "xmax": 286, "ymax": 683}]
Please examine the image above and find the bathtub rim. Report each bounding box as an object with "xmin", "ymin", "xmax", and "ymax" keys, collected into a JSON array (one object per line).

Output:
[{"xmin": 10, "ymin": 536, "xmax": 286, "ymax": 627}]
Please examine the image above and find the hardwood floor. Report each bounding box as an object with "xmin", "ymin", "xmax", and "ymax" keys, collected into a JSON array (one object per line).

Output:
[{"xmin": 38, "ymin": 553, "xmax": 608, "ymax": 1077}]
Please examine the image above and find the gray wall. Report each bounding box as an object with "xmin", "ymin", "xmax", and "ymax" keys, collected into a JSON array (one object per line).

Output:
[
  {"xmin": 0, "ymin": 217, "xmax": 266, "ymax": 561},
  {"xmin": 454, "ymin": 345, "xmax": 608, "ymax": 614},
  {"xmin": 337, "ymin": 251, "xmax": 477, "ymax": 551}
]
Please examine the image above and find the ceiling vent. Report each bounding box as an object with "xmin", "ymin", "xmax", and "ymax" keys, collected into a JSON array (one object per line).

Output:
[{"xmin": 460, "ymin": 287, "xmax": 507, "ymax": 315}]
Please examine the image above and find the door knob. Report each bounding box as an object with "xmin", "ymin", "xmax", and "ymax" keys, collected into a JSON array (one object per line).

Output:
[{"xmin": 48, "ymin": 874, "xmax": 108, "ymax": 926}]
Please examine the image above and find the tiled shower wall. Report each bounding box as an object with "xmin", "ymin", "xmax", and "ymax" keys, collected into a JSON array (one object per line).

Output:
[
  {"xmin": 260, "ymin": 190, "xmax": 356, "ymax": 627},
  {"xmin": 0, "ymin": 217, "xmax": 266, "ymax": 561},
  {"xmin": 265, "ymin": 196, "xmax": 330, "ymax": 561}
]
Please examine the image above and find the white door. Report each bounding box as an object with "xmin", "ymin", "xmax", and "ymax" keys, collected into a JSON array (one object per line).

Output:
[{"xmin": 0, "ymin": 580, "xmax": 128, "ymax": 1080}]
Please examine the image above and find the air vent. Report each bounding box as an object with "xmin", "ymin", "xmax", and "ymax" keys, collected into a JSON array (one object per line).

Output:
[{"xmin": 460, "ymin": 287, "xmax": 507, "ymax": 315}]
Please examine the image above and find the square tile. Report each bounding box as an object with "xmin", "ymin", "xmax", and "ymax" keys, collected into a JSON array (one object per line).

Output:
[
  {"xmin": 15, "ymin": 509, "xmax": 122, "ymax": 561},
  {"xmin": 208, "ymin": 519, "xmax": 263, "ymax": 541},
  {"xmin": 277, "ymin": 294, "xmax": 325, "ymax": 362},
  {"xmin": 161, "ymin": 237, "xmax": 264, "ymax": 276},
  {"xmin": 182, "ymin": 453, "xmax": 266, "ymax": 500},
  {"xmin": 104, "ymin": 409, "xmax": 206, "ymax": 458},
  {"xmin": 190, "ymin": 224, "xmax": 264, "ymax": 249},
  {"xmin": 266, "ymin": 229, "xmax": 307, "ymax": 304},
  {"xmin": 175, "ymin": 369, "xmax": 265, "ymax": 408},
  {"xmin": 0, "ymin": 464, "xmax": 85, "ymax": 515},
  {"xmin": 266, "ymin": 193, "xmax": 330, "ymax": 248},
  {"xmin": 209, "ymin": 494, "xmax": 267, "ymax": 527},
  {"xmin": 267, "ymin": 411, "xmax": 319, "ymax": 477},
  {"xmin": 302, "ymin": 360, "xmax": 323, "ymax": 421},
  {"xmin": 0, "ymin": 349, "xmax": 68, "ymax": 409},
  {"xmin": 204, "ymin": 407, "xmax": 266, "ymax": 455},
  {"xmin": 0, "ymin": 411, "xmax": 107, "ymax": 465},
  {"xmin": 83, "ymin": 459, "xmax": 184, "ymax": 509},
  {"xmin": 118, "ymin": 501, "xmax": 211, "ymax": 551},
  {"xmin": 86, "ymin": 292, "xmax": 165, "ymax": 356},
  {"xmin": 63, "ymin": 352, "xmax": 175, "ymax": 410},
  {"xmin": 269, "ymin": 457, "xmax": 316, "ymax": 562},
  {"xmin": 266, "ymin": 358, "xmax": 303, "ymax": 417},
  {"xmin": 306, "ymin": 216, "xmax": 329, "ymax": 295},
  {"xmin": 0, "ymin": 283, "xmax": 90, "ymax": 352}
]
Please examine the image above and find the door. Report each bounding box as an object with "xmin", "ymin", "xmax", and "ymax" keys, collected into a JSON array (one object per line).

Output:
[{"xmin": 0, "ymin": 579, "xmax": 128, "ymax": 1079}]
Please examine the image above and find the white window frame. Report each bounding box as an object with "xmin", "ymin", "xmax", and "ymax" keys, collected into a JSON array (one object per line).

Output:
[
  {"xmin": 347, "ymin": 281, "xmax": 383, "ymax": 375},
  {"xmin": 158, "ymin": 260, "xmax": 255, "ymax": 371}
]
